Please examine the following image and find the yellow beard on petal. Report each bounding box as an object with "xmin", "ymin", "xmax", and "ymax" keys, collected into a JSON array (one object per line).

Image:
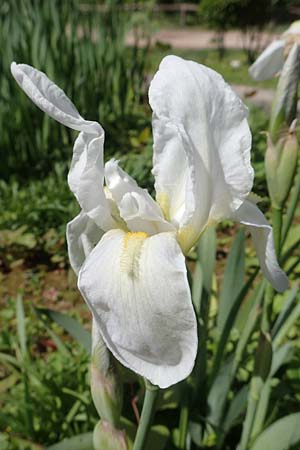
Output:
[{"xmin": 120, "ymin": 232, "xmax": 148, "ymax": 278}]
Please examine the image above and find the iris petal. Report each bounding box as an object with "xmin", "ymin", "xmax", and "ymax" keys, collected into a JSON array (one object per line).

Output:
[
  {"xmin": 149, "ymin": 55, "xmax": 253, "ymax": 250},
  {"xmin": 78, "ymin": 229, "xmax": 197, "ymax": 388},
  {"xmin": 233, "ymin": 199, "xmax": 288, "ymax": 292},
  {"xmin": 249, "ymin": 40, "xmax": 285, "ymax": 81}
]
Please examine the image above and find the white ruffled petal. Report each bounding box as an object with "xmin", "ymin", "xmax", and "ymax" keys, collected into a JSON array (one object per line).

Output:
[
  {"xmin": 78, "ymin": 229, "xmax": 197, "ymax": 388},
  {"xmin": 233, "ymin": 199, "xmax": 288, "ymax": 292},
  {"xmin": 149, "ymin": 55, "xmax": 253, "ymax": 248},
  {"xmin": 68, "ymin": 133, "xmax": 115, "ymax": 230},
  {"xmin": 67, "ymin": 211, "xmax": 104, "ymax": 275},
  {"xmin": 11, "ymin": 63, "xmax": 115, "ymax": 230},
  {"xmin": 249, "ymin": 40, "xmax": 285, "ymax": 81},
  {"xmin": 105, "ymin": 159, "xmax": 174, "ymax": 234},
  {"xmin": 11, "ymin": 63, "xmax": 101, "ymax": 135}
]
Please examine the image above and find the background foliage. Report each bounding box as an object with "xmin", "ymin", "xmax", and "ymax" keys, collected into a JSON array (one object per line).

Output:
[{"xmin": 1, "ymin": 1, "xmax": 300, "ymax": 450}]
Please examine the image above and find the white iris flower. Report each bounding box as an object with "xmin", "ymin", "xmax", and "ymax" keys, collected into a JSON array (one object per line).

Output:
[
  {"xmin": 250, "ymin": 21, "xmax": 300, "ymax": 81},
  {"xmin": 11, "ymin": 56, "xmax": 288, "ymax": 388}
]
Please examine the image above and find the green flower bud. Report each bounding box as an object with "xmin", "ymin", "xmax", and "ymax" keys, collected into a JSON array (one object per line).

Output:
[
  {"xmin": 270, "ymin": 43, "xmax": 300, "ymax": 142},
  {"xmin": 93, "ymin": 420, "xmax": 129, "ymax": 450},
  {"xmin": 91, "ymin": 322, "xmax": 123, "ymax": 426},
  {"xmin": 265, "ymin": 120, "xmax": 299, "ymax": 208}
]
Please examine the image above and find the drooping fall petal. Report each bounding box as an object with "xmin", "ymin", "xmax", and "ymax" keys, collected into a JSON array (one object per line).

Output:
[
  {"xmin": 11, "ymin": 62, "xmax": 115, "ymax": 230},
  {"xmin": 78, "ymin": 229, "xmax": 197, "ymax": 388},
  {"xmin": 11, "ymin": 63, "xmax": 101, "ymax": 135},
  {"xmin": 233, "ymin": 199, "xmax": 288, "ymax": 292}
]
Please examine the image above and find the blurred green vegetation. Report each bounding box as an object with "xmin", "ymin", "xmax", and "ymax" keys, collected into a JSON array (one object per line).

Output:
[
  {"xmin": 1, "ymin": 1, "xmax": 300, "ymax": 450},
  {"xmin": 0, "ymin": 0, "xmax": 151, "ymax": 181}
]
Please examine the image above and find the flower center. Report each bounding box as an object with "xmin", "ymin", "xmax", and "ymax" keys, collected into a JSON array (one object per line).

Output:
[{"xmin": 120, "ymin": 232, "xmax": 148, "ymax": 278}]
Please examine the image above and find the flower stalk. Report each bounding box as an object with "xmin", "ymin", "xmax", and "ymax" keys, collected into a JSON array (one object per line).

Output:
[
  {"xmin": 91, "ymin": 322, "xmax": 126, "ymax": 448},
  {"xmin": 132, "ymin": 380, "xmax": 159, "ymax": 450}
]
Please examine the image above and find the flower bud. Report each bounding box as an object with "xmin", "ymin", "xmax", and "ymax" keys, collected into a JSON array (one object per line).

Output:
[
  {"xmin": 93, "ymin": 420, "xmax": 128, "ymax": 450},
  {"xmin": 269, "ymin": 43, "xmax": 300, "ymax": 142},
  {"xmin": 265, "ymin": 120, "xmax": 299, "ymax": 208},
  {"xmin": 91, "ymin": 320, "xmax": 123, "ymax": 426}
]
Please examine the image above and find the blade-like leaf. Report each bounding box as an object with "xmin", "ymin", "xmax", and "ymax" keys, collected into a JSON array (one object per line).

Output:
[
  {"xmin": 197, "ymin": 226, "xmax": 216, "ymax": 295},
  {"xmin": 16, "ymin": 294, "xmax": 27, "ymax": 357},
  {"xmin": 217, "ymin": 229, "xmax": 245, "ymax": 334},
  {"xmin": 250, "ymin": 413, "xmax": 300, "ymax": 450},
  {"xmin": 46, "ymin": 433, "xmax": 93, "ymax": 450},
  {"xmin": 271, "ymin": 286, "xmax": 298, "ymax": 339},
  {"xmin": 250, "ymin": 342, "xmax": 294, "ymax": 440},
  {"xmin": 120, "ymin": 417, "xmax": 170, "ymax": 450},
  {"xmin": 192, "ymin": 260, "xmax": 203, "ymax": 316},
  {"xmin": 223, "ymin": 385, "xmax": 248, "ymax": 433},
  {"xmin": 35, "ymin": 308, "xmax": 91, "ymax": 353},
  {"xmin": 210, "ymin": 269, "xmax": 259, "ymax": 385},
  {"xmin": 238, "ymin": 332, "xmax": 273, "ymax": 450},
  {"xmin": 273, "ymin": 294, "xmax": 300, "ymax": 349},
  {"xmin": 208, "ymin": 357, "xmax": 233, "ymax": 428}
]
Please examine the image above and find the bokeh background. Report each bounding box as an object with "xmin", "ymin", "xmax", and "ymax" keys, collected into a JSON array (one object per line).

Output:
[{"xmin": 1, "ymin": 1, "xmax": 300, "ymax": 449}]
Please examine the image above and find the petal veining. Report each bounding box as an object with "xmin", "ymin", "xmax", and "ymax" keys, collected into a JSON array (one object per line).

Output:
[{"xmin": 78, "ymin": 229, "xmax": 198, "ymax": 388}]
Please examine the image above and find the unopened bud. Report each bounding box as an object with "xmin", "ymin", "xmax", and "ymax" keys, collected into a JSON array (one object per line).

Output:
[
  {"xmin": 93, "ymin": 420, "xmax": 128, "ymax": 450},
  {"xmin": 270, "ymin": 43, "xmax": 300, "ymax": 141},
  {"xmin": 265, "ymin": 121, "xmax": 299, "ymax": 208},
  {"xmin": 91, "ymin": 320, "xmax": 123, "ymax": 426}
]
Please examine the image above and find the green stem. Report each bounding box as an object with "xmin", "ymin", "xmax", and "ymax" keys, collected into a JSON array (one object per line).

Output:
[
  {"xmin": 132, "ymin": 381, "xmax": 159, "ymax": 450},
  {"xmin": 262, "ymin": 283, "xmax": 274, "ymax": 332},
  {"xmin": 281, "ymin": 172, "xmax": 300, "ymax": 245},
  {"xmin": 178, "ymin": 397, "xmax": 189, "ymax": 450},
  {"xmin": 272, "ymin": 206, "xmax": 283, "ymax": 259}
]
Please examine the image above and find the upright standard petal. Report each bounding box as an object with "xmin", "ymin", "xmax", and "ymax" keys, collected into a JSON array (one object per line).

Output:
[
  {"xmin": 105, "ymin": 159, "xmax": 174, "ymax": 235},
  {"xmin": 78, "ymin": 229, "xmax": 197, "ymax": 388},
  {"xmin": 249, "ymin": 40, "xmax": 285, "ymax": 81},
  {"xmin": 233, "ymin": 199, "xmax": 288, "ymax": 292},
  {"xmin": 149, "ymin": 55, "xmax": 253, "ymax": 250},
  {"xmin": 67, "ymin": 211, "xmax": 104, "ymax": 275},
  {"xmin": 11, "ymin": 63, "xmax": 101, "ymax": 135}
]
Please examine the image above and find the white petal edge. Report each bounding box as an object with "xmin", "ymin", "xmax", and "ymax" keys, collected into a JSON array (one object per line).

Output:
[
  {"xmin": 149, "ymin": 55, "xmax": 253, "ymax": 237},
  {"xmin": 284, "ymin": 20, "xmax": 300, "ymax": 36},
  {"xmin": 233, "ymin": 199, "xmax": 288, "ymax": 292},
  {"xmin": 68, "ymin": 133, "xmax": 115, "ymax": 230},
  {"xmin": 105, "ymin": 159, "xmax": 174, "ymax": 234},
  {"xmin": 78, "ymin": 229, "xmax": 198, "ymax": 388},
  {"xmin": 11, "ymin": 62, "xmax": 102, "ymax": 135},
  {"xmin": 67, "ymin": 211, "xmax": 104, "ymax": 275},
  {"xmin": 249, "ymin": 40, "xmax": 285, "ymax": 81}
]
